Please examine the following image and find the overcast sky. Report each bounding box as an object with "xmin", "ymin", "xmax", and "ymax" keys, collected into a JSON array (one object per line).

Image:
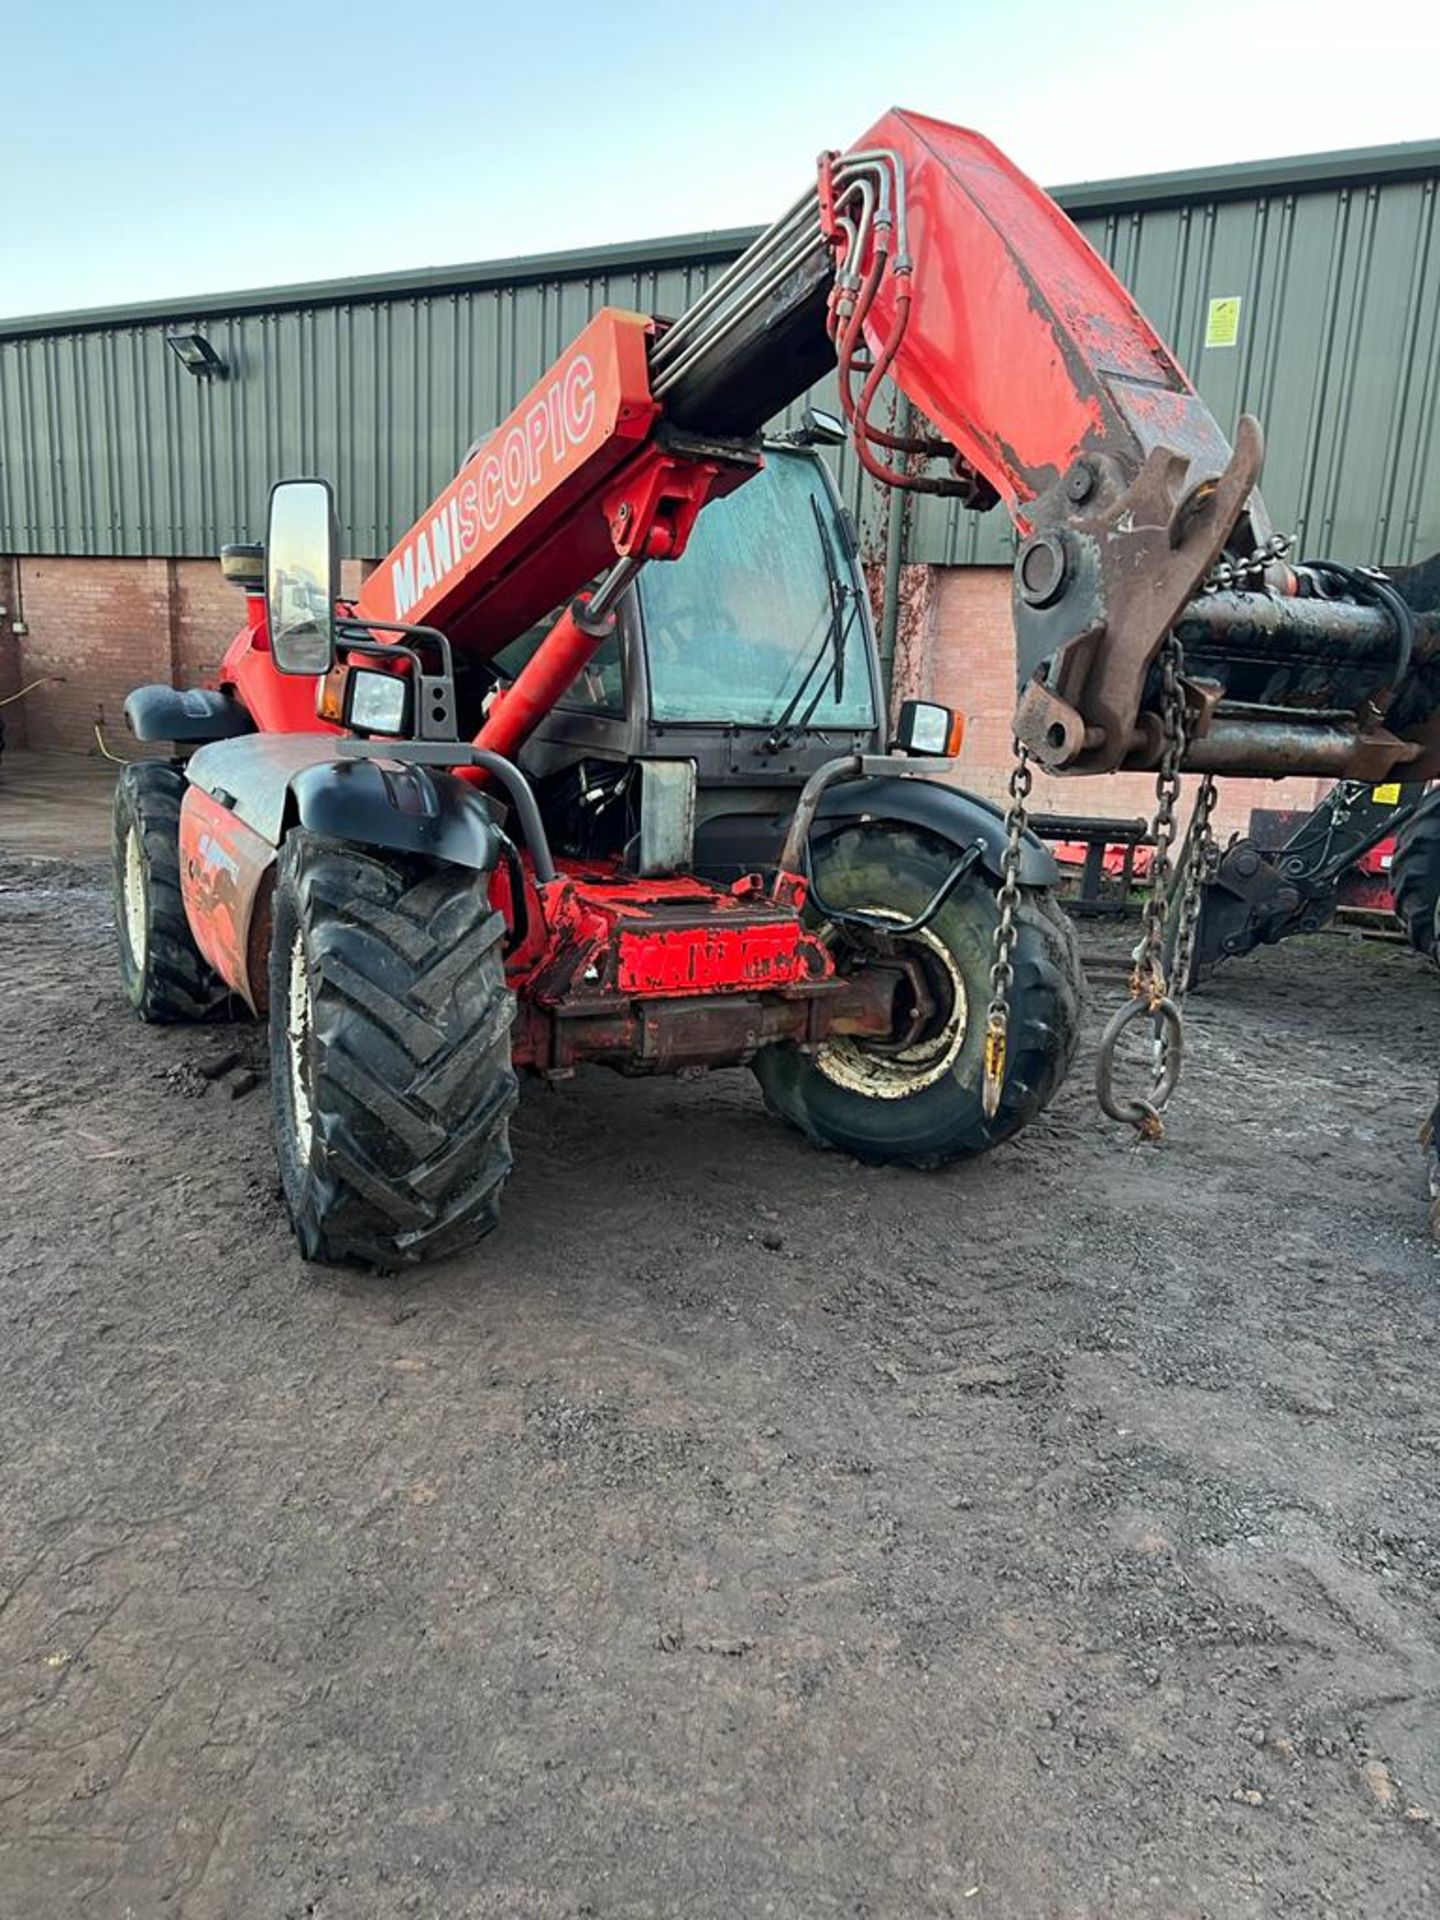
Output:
[{"xmin": 4, "ymin": 0, "xmax": 1436, "ymax": 319}]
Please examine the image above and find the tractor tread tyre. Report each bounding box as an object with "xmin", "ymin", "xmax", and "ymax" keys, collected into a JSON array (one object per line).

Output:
[
  {"xmin": 112, "ymin": 759, "xmax": 230, "ymax": 1023},
  {"xmin": 270, "ymin": 831, "xmax": 518, "ymax": 1269},
  {"xmin": 1391, "ymin": 791, "xmax": 1440, "ymax": 962},
  {"xmin": 752, "ymin": 824, "xmax": 1082, "ymax": 1167}
]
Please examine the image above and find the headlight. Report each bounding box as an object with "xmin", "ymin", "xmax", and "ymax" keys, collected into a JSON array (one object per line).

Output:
[{"xmin": 347, "ymin": 668, "xmax": 410, "ymax": 736}]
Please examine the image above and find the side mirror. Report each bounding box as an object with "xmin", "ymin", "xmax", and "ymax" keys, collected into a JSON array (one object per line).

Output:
[
  {"xmin": 799, "ymin": 406, "xmax": 847, "ymax": 447},
  {"xmin": 266, "ymin": 478, "xmax": 339, "ymax": 676}
]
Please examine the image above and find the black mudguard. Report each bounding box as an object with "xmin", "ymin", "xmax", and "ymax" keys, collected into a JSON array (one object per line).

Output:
[
  {"xmin": 289, "ymin": 760, "xmax": 502, "ymax": 873},
  {"xmin": 185, "ymin": 734, "xmax": 501, "ymax": 873},
  {"xmin": 124, "ymin": 684, "xmax": 255, "ymax": 743},
  {"xmin": 812, "ymin": 775, "xmax": 1058, "ymax": 888}
]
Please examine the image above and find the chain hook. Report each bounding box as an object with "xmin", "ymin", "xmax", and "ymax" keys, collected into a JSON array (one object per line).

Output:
[{"xmin": 1095, "ymin": 994, "xmax": 1184, "ymax": 1138}]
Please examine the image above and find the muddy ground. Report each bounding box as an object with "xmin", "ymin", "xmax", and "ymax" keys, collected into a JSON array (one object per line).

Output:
[{"xmin": 3, "ymin": 822, "xmax": 1440, "ymax": 1917}]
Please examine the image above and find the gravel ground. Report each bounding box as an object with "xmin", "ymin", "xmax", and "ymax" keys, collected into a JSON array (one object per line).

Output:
[{"xmin": 2, "ymin": 847, "xmax": 1439, "ymax": 1918}]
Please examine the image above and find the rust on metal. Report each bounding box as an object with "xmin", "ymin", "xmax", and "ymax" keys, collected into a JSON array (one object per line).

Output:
[{"xmin": 1013, "ymin": 417, "xmax": 1267, "ymax": 776}]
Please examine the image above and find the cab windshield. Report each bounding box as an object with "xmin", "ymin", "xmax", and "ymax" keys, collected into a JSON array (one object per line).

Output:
[{"xmin": 638, "ymin": 451, "xmax": 876, "ymax": 729}]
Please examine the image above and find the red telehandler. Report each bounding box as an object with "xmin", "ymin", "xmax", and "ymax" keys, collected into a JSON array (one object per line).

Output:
[{"xmin": 112, "ymin": 109, "xmax": 1439, "ymax": 1266}]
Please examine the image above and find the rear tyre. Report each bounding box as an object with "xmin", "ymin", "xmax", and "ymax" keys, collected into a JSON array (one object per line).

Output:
[
  {"xmin": 1392, "ymin": 791, "xmax": 1440, "ymax": 961},
  {"xmin": 112, "ymin": 760, "xmax": 230, "ymax": 1022},
  {"xmin": 269, "ymin": 831, "xmax": 518, "ymax": 1268},
  {"xmin": 752, "ymin": 824, "xmax": 1082, "ymax": 1166}
]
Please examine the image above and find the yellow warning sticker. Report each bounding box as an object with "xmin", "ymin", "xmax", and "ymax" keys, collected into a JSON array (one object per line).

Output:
[
  {"xmin": 1205, "ymin": 296, "xmax": 1242, "ymax": 349},
  {"xmin": 1372, "ymin": 782, "xmax": 1402, "ymax": 804}
]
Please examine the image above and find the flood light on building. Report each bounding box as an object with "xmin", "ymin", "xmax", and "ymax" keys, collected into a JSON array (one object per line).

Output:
[{"xmin": 166, "ymin": 332, "xmax": 226, "ymax": 379}]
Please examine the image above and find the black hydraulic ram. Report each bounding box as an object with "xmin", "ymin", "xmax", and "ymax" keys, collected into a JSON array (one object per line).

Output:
[{"xmin": 1134, "ymin": 568, "xmax": 1440, "ymax": 783}]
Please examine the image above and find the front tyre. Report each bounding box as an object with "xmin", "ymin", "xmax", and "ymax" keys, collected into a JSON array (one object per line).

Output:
[
  {"xmin": 269, "ymin": 831, "xmax": 518, "ymax": 1268},
  {"xmin": 752, "ymin": 824, "xmax": 1081, "ymax": 1166},
  {"xmin": 112, "ymin": 760, "xmax": 230, "ymax": 1022},
  {"xmin": 1391, "ymin": 790, "xmax": 1440, "ymax": 962}
]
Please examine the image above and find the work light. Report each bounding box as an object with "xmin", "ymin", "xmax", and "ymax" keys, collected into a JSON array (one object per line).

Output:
[
  {"xmin": 347, "ymin": 669, "xmax": 411, "ymax": 736},
  {"xmin": 892, "ymin": 699, "xmax": 965, "ymax": 759}
]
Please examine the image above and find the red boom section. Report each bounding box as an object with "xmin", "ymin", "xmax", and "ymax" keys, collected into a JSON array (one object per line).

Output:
[
  {"xmin": 842, "ymin": 109, "xmax": 1236, "ymax": 520},
  {"xmin": 356, "ymin": 308, "xmax": 660, "ymax": 657},
  {"xmin": 354, "ymin": 306, "xmax": 757, "ymax": 669}
]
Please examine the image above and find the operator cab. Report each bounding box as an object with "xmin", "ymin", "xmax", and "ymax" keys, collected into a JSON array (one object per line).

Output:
[
  {"xmin": 490, "ymin": 444, "xmax": 883, "ymax": 866},
  {"xmin": 640, "ymin": 449, "xmax": 876, "ymax": 745}
]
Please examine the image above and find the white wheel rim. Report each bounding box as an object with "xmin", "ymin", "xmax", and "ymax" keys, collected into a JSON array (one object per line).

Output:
[
  {"xmin": 815, "ymin": 909, "xmax": 969, "ymax": 1099},
  {"xmin": 286, "ymin": 928, "xmax": 316, "ymax": 1163},
  {"xmin": 122, "ymin": 823, "xmax": 149, "ymax": 969}
]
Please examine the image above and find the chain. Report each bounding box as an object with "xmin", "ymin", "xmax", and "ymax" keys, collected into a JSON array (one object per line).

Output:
[
  {"xmin": 1167, "ymin": 774, "xmax": 1220, "ymax": 1005},
  {"xmin": 1091, "ymin": 528, "xmax": 1292, "ymax": 1137},
  {"xmin": 1094, "ymin": 636, "xmax": 1190, "ymax": 1140},
  {"xmin": 1135, "ymin": 637, "xmax": 1187, "ymax": 1003},
  {"xmin": 982, "ymin": 740, "xmax": 1032, "ymax": 1119},
  {"xmin": 1202, "ymin": 529, "xmax": 1291, "ymax": 594}
]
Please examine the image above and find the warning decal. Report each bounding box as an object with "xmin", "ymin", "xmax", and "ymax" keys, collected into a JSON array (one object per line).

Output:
[{"xmin": 1205, "ymin": 296, "xmax": 1242, "ymax": 349}]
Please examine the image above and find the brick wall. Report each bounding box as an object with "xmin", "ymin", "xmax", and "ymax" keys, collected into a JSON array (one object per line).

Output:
[
  {"xmin": 3, "ymin": 555, "xmax": 372, "ymax": 757},
  {"xmin": 0, "ymin": 557, "xmax": 22, "ymax": 742},
  {"xmin": 13, "ymin": 557, "xmax": 176, "ymax": 756},
  {"xmin": 892, "ymin": 565, "xmax": 1332, "ymax": 843},
  {"xmin": 175, "ymin": 562, "xmax": 244, "ymax": 690}
]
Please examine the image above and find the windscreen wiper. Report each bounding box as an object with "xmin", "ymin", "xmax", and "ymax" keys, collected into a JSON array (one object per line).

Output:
[
  {"xmin": 759, "ymin": 499, "xmax": 858, "ymax": 752},
  {"xmin": 811, "ymin": 495, "xmax": 848, "ymax": 707}
]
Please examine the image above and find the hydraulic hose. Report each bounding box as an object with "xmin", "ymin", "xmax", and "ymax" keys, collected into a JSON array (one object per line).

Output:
[{"xmin": 1300, "ymin": 560, "xmax": 1417, "ymax": 701}]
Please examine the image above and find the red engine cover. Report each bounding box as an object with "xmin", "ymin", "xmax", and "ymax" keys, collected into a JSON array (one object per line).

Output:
[
  {"xmin": 523, "ymin": 869, "xmax": 830, "ymax": 1008},
  {"xmin": 616, "ymin": 914, "xmax": 821, "ymax": 995}
]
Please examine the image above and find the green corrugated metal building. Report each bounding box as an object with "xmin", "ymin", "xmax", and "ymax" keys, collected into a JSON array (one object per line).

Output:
[{"xmin": 3, "ymin": 138, "xmax": 1438, "ymax": 570}]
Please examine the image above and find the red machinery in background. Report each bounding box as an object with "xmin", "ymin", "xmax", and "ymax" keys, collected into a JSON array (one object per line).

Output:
[{"xmin": 1179, "ymin": 773, "xmax": 1436, "ymax": 980}]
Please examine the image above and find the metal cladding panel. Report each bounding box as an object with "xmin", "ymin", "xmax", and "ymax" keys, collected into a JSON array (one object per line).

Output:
[
  {"xmin": 0, "ymin": 269, "xmax": 747, "ymax": 561},
  {"xmin": 3, "ymin": 153, "xmax": 1439, "ymax": 572}
]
